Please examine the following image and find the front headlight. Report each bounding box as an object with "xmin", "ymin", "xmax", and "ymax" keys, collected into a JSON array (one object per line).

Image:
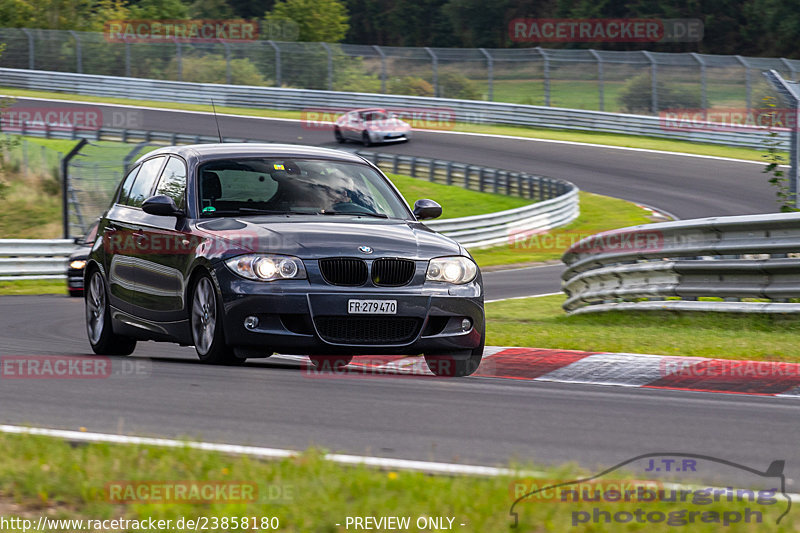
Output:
[
  {"xmin": 426, "ymin": 256, "xmax": 477, "ymax": 284},
  {"xmin": 69, "ymin": 259, "xmax": 87, "ymax": 270},
  {"xmin": 225, "ymin": 254, "xmax": 306, "ymax": 281}
]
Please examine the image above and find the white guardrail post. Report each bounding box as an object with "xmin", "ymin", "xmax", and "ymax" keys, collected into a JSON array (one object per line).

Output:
[{"xmin": 560, "ymin": 212, "xmax": 800, "ymax": 314}]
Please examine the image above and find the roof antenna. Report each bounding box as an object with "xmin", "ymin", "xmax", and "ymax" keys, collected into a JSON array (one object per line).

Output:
[{"xmin": 211, "ymin": 98, "xmax": 223, "ymax": 143}]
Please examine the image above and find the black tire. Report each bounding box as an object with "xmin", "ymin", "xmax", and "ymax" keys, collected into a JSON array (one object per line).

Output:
[
  {"xmin": 361, "ymin": 131, "xmax": 372, "ymax": 147},
  {"xmin": 334, "ymin": 127, "xmax": 345, "ymax": 143},
  {"xmin": 69, "ymin": 289, "xmax": 83, "ymax": 298},
  {"xmin": 309, "ymin": 355, "xmax": 354, "ymax": 371},
  {"xmin": 190, "ymin": 274, "xmax": 243, "ymax": 365},
  {"xmin": 85, "ymin": 270, "xmax": 137, "ymax": 356}
]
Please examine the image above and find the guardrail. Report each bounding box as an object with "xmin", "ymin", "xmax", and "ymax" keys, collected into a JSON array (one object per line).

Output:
[
  {"xmin": 561, "ymin": 212, "xmax": 800, "ymax": 314},
  {"xmin": 0, "ymin": 239, "xmax": 77, "ymax": 280},
  {"xmin": 358, "ymin": 152, "xmax": 579, "ymax": 249},
  {"xmin": 0, "ymin": 67, "xmax": 787, "ymax": 150}
]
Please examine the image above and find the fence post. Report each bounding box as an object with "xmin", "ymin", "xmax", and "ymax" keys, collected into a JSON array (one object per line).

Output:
[
  {"xmin": 425, "ymin": 47, "xmax": 438, "ymax": 97},
  {"xmin": 690, "ymin": 53, "xmax": 707, "ymax": 111},
  {"xmin": 479, "ymin": 48, "xmax": 493, "ymax": 101},
  {"xmin": 21, "ymin": 28, "xmax": 34, "ymax": 69},
  {"xmin": 69, "ymin": 30, "xmax": 82, "ymax": 73},
  {"xmin": 175, "ymin": 39, "xmax": 183, "ymax": 81},
  {"xmin": 125, "ymin": 39, "xmax": 131, "ymax": 77},
  {"xmin": 222, "ymin": 40, "xmax": 231, "ymax": 84},
  {"xmin": 373, "ymin": 45, "xmax": 387, "ymax": 93},
  {"xmin": 736, "ymin": 56, "xmax": 751, "ymax": 109},
  {"xmin": 320, "ymin": 42, "xmax": 333, "ymax": 91},
  {"xmin": 61, "ymin": 139, "xmax": 87, "ymax": 239},
  {"xmin": 589, "ymin": 49, "xmax": 603, "ymax": 111},
  {"xmin": 641, "ymin": 51, "xmax": 658, "ymax": 114},
  {"xmin": 538, "ymin": 48, "xmax": 551, "ymax": 106},
  {"xmin": 267, "ymin": 41, "xmax": 281, "ymax": 87},
  {"xmin": 780, "ymin": 58, "xmax": 797, "ymax": 82}
]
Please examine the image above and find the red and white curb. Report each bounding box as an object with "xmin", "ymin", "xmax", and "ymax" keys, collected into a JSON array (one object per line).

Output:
[{"xmin": 277, "ymin": 348, "xmax": 800, "ymax": 397}]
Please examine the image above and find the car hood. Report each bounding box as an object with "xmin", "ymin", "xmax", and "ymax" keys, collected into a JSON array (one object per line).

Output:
[{"xmin": 195, "ymin": 217, "xmax": 462, "ymax": 260}]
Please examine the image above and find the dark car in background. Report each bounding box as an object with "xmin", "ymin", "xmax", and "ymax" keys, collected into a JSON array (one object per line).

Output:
[
  {"xmin": 85, "ymin": 144, "xmax": 484, "ymax": 376},
  {"xmin": 67, "ymin": 220, "xmax": 99, "ymax": 297}
]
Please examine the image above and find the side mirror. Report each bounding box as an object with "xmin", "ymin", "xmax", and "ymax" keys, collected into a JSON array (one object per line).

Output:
[
  {"xmin": 142, "ymin": 195, "xmax": 183, "ymax": 217},
  {"xmin": 413, "ymin": 199, "xmax": 442, "ymax": 220}
]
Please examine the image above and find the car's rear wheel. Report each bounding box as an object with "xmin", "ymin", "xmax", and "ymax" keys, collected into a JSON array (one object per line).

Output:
[
  {"xmin": 334, "ymin": 127, "xmax": 345, "ymax": 143},
  {"xmin": 361, "ymin": 131, "xmax": 372, "ymax": 146},
  {"xmin": 191, "ymin": 275, "xmax": 243, "ymax": 365},
  {"xmin": 308, "ymin": 355, "xmax": 353, "ymax": 371},
  {"xmin": 85, "ymin": 270, "xmax": 137, "ymax": 355}
]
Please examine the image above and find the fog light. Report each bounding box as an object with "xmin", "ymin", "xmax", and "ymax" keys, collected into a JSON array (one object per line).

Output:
[
  {"xmin": 244, "ymin": 316, "xmax": 259, "ymax": 330},
  {"xmin": 461, "ymin": 318, "xmax": 472, "ymax": 332}
]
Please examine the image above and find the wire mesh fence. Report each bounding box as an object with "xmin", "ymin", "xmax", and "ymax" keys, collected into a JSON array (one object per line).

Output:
[
  {"xmin": 64, "ymin": 141, "xmax": 155, "ymax": 237},
  {"xmin": 1, "ymin": 27, "xmax": 799, "ymax": 115}
]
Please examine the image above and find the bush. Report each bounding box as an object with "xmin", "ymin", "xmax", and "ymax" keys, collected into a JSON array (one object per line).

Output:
[
  {"xmin": 170, "ymin": 54, "xmax": 268, "ymax": 86},
  {"xmin": 438, "ymin": 71, "xmax": 481, "ymax": 100},
  {"xmin": 388, "ymin": 76, "xmax": 434, "ymax": 97},
  {"xmin": 618, "ymin": 73, "xmax": 702, "ymax": 114}
]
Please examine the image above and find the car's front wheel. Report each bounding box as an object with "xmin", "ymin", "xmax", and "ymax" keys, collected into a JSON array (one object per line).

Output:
[
  {"xmin": 424, "ymin": 349, "xmax": 483, "ymax": 377},
  {"xmin": 334, "ymin": 127, "xmax": 345, "ymax": 143},
  {"xmin": 361, "ymin": 131, "xmax": 372, "ymax": 146},
  {"xmin": 191, "ymin": 275, "xmax": 243, "ymax": 365},
  {"xmin": 85, "ymin": 270, "xmax": 137, "ymax": 355}
]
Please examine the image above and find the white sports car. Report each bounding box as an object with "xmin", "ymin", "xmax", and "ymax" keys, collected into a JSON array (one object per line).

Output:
[{"xmin": 334, "ymin": 108, "xmax": 412, "ymax": 146}]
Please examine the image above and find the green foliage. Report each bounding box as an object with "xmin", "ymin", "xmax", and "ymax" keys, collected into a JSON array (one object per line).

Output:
[
  {"xmin": 761, "ymin": 95, "xmax": 797, "ymax": 212},
  {"xmin": 618, "ymin": 72, "xmax": 702, "ymax": 114},
  {"xmin": 265, "ymin": 0, "xmax": 349, "ymax": 42},
  {"xmin": 332, "ymin": 54, "xmax": 381, "ymax": 93},
  {"xmin": 127, "ymin": 0, "xmax": 189, "ymax": 19},
  {"xmin": 437, "ymin": 70, "xmax": 481, "ymax": 100},
  {"xmin": 171, "ymin": 54, "xmax": 267, "ymax": 85},
  {"xmin": 388, "ymin": 76, "xmax": 434, "ymax": 97}
]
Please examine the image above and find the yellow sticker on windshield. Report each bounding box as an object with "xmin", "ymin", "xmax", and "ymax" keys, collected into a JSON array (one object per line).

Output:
[{"xmin": 273, "ymin": 163, "xmax": 285, "ymax": 170}]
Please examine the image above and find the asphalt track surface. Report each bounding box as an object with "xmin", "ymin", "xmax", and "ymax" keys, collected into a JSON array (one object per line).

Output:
[{"xmin": 2, "ymin": 98, "xmax": 797, "ymax": 486}]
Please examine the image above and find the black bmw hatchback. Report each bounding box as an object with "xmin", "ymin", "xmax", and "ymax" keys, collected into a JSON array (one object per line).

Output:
[{"xmin": 85, "ymin": 144, "xmax": 484, "ymax": 376}]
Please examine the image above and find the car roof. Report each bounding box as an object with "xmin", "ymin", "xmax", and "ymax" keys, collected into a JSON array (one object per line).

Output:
[
  {"xmin": 354, "ymin": 108, "xmax": 387, "ymax": 114},
  {"xmin": 135, "ymin": 143, "xmax": 369, "ymax": 166}
]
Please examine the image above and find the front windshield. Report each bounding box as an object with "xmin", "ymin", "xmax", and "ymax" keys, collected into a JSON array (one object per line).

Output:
[{"xmin": 197, "ymin": 158, "xmax": 411, "ymax": 219}]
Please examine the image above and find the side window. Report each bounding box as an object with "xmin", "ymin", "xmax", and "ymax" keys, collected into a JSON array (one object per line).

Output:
[
  {"xmin": 155, "ymin": 157, "xmax": 187, "ymax": 210},
  {"xmin": 125, "ymin": 156, "xmax": 165, "ymax": 208},
  {"xmin": 117, "ymin": 165, "xmax": 140, "ymax": 205}
]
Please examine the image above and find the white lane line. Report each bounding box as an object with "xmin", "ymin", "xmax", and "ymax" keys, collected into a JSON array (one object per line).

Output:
[
  {"xmin": 485, "ymin": 292, "xmax": 561, "ymax": 303},
  {"xmin": 0, "ymin": 424, "xmax": 540, "ymax": 478},
  {"xmin": 2, "ymin": 94, "xmax": 783, "ymax": 167}
]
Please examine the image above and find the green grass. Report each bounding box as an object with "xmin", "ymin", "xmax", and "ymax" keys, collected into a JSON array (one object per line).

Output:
[
  {"xmin": 471, "ymin": 191, "xmax": 657, "ymax": 268},
  {"xmin": 0, "ymin": 86, "xmax": 779, "ymax": 162},
  {"xmin": 487, "ymin": 295, "xmax": 800, "ymax": 361},
  {"xmin": 0, "ymin": 431, "xmax": 791, "ymax": 532},
  {"xmin": 387, "ymin": 172, "xmax": 531, "ymax": 219},
  {"xmin": 0, "ymin": 279, "xmax": 67, "ymax": 295}
]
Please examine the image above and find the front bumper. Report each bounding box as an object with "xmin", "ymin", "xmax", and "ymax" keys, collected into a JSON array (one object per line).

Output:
[
  {"xmin": 215, "ymin": 265, "xmax": 483, "ymax": 356},
  {"xmin": 67, "ymin": 267, "xmax": 85, "ymax": 292},
  {"xmin": 369, "ymin": 130, "xmax": 411, "ymax": 143}
]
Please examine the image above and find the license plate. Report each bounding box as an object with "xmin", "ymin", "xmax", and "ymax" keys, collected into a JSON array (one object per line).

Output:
[{"xmin": 348, "ymin": 299, "xmax": 397, "ymax": 314}]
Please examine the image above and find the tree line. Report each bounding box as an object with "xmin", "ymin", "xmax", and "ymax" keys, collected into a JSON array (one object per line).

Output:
[{"xmin": 0, "ymin": 0, "xmax": 798, "ymax": 58}]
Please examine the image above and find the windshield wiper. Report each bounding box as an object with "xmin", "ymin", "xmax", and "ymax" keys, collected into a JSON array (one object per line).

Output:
[{"xmin": 321, "ymin": 210, "xmax": 389, "ymax": 219}]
